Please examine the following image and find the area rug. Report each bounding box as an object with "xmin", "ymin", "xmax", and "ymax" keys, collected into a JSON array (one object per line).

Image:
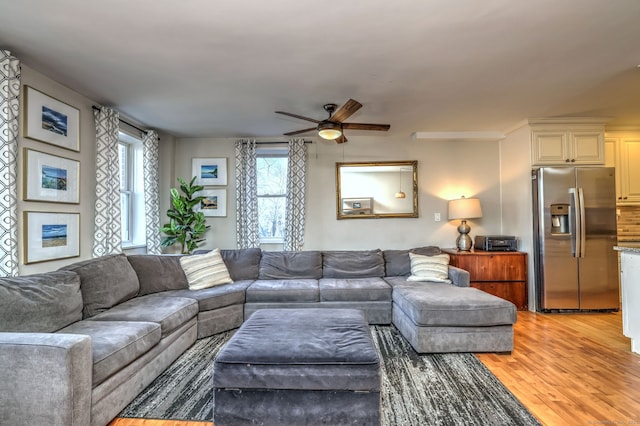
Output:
[{"xmin": 119, "ymin": 326, "xmax": 541, "ymax": 425}]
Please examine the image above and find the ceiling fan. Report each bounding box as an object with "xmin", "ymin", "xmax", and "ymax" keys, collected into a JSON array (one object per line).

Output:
[{"xmin": 275, "ymin": 99, "xmax": 390, "ymax": 143}]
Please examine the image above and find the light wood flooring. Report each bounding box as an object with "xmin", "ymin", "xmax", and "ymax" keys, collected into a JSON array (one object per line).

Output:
[{"xmin": 109, "ymin": 311, "xmax": 640, "ymax": 426}]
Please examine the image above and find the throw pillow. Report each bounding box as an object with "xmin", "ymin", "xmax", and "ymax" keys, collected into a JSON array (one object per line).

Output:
[
  {"xmin": 180, "ymin": 248, "xmax": 233, "ymax": 290},
  {"xmin": 407, "ymin": 252, "xmax": 451, "ymax": 283}
]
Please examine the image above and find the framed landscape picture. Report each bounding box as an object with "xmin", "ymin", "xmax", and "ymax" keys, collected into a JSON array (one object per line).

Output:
[
  {"xmin": 195, "ymin": 188, "xmax": 227, "ymax": 217},
  {"xmin": 24, "ymin": 211, "xmax": 80, "ymax": 264},
  {"xmin": 24, "ymin": 148, "xmax": 80, "ymax": 204},
  {"xmin": 23, "ymin": 85, "xmax": 80, "ymax": 152},
  {"xmin": 192, "ymin": 157, "xmax": 227, "ymax": 186}
]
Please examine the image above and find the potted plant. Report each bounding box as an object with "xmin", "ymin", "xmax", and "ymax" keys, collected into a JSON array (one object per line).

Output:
[{"xmin": 160, "ymin": 176, "xmax": 210, "ymax": 254}]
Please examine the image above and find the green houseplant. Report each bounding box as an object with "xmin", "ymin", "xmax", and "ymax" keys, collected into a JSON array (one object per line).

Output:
[{"xmin": 160, "ymin": 176, "xmax": 210, "ymax": 254}]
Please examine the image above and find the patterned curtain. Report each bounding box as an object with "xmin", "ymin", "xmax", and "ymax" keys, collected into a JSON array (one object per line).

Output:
[
  {"xmin": 0, "ymin": 50, "xmax": 20, "ymax": 276},
  {"xmin": 93, "ymin": 106, "xmax": 122, "ymax": 257},
  {"xmin": 142, "ymin": 130, "xmax": 161, "ymax": 254},
  {"xmin": 283, "ymin": 139, "xmax": 307, "ymax": 251},
  {"xmin": 235, "ymin": 139, "xmax": 259, "ymax": 248}
]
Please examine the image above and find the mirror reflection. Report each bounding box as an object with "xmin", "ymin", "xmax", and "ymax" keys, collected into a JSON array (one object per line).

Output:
[{"xmin": 336, "ymin": 161, "xmax": 418, "ymax": 219}]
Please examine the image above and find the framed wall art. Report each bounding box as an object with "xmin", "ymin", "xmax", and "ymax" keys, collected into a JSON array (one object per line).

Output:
[
  {"xmin": 192, "ymin": 157, "xmax": 227, "ymax": 186},
  {"xmin": 23, "ymin": 85, "xmax": 80, "ymax": 152},
  {"xmin": 24, "ymin": 148, "xmax": 80, "ymax": 204},
  {"xmin": 341, "ymin": 197, "xmax": 374, "ymax": 215},
  {"xmin": 195, "ymin": 188, "xmax": 227, "ymax": 217},
  {"xmin": 24, "ymin": 211, "xmax": 80, "ymax": 264}
]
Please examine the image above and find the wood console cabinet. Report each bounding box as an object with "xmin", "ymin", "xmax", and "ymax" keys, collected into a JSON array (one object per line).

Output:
[{"xmin": 442, "ymin": 249, "xmax": 528, "ymax": 310}]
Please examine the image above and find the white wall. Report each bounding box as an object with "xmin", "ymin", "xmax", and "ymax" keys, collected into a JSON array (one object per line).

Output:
[
  {"xmin": 165, "ymin": 135, "xmax": 504, "ymax": 252},
  {"xmin": 18, "ymin": 65, "xmax": 174, "ymax": 273},
  {"xmin": 499, "ymin": 123, "xmax": 535, "ymax": 310},
  {"xmin": 17, "ymin": 65, "xmax": 97, "ymax": 275},
  {"xmin": 13, "ymin": 65, "xmax": 512, "ymax": 273}
]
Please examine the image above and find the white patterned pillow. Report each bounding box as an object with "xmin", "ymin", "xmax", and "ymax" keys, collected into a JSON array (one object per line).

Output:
[
  {"xmin": 179, "ymin": 248, "xmax": 233, "ymax": 290},
  {"xmin": 406, "ymin": 253, "xmax": 451, "ymax": 283}
]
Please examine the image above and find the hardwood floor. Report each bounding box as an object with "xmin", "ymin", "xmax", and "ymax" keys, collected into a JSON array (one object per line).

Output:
[
  {"xmin": 109, "ymin": 311, "xmax": 640, "ymax": 426},
  {"xmin": 477, "ymin": 311, "xmax": 640, "ymax": 426}
]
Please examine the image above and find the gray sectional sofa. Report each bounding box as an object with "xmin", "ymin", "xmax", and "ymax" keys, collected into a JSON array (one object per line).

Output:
[{"xmin": 0, "ymin": 246, "xmax": 516, "ymax": 426}]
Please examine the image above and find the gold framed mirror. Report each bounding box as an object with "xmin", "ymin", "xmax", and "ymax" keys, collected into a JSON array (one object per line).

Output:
[{"xmin": 336, "ymin": 161, "xmax": 418, "ymax": 219}]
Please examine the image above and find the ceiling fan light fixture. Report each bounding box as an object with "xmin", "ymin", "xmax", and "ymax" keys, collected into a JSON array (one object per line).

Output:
[{"xmin": 317, "ymin": 121, "xmax": 342, "ymax": 140}]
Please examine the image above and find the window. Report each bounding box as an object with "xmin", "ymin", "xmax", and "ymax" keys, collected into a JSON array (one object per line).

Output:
[
  {"xmin": 118, "ymin": 130, "xmax": 145, "ymax": 248},
  {"xmin": 257, "ymin": 148, "xmax": 288, "ymax": 244},
  {"xmin": 119, "ymin": 141, "xmax": 132, "ymax": 242}
]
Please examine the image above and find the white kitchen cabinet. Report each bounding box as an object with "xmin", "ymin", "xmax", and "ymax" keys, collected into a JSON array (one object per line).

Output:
[
  {"xmin": 605, "ymin": 138, "xmax": 622, "ymax": 199},
  {"xmin": 618, "ymin": 138, "xmax": 640, "ymax": 204},
  {"xmin": 531, "ymin": 128, "xmax": 604, "ymax": 166},
  {"xmin": 617, "ymin": 247, "xmax": 640, "ymax": 354},
  {"xmin": 605, "ymin": 132, "xmax": 640, "ymax": 205}
]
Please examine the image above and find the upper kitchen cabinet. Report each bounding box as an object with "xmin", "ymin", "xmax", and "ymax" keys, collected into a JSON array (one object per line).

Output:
[
  {"xmin": 606, "ymin": 132, "xmax": 640, "ymax": 205},
  {"xmin": 530, "ymin": 118, "xmax": 608, "ymax": 166},
  {"xmin": 531, "ymin": 128, "xmax": 605, "ymax": 166}
]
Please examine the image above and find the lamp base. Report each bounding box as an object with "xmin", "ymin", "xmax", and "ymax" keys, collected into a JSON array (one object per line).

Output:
[{"xmin": 455, "ymin": 220, "xmax": 473, "ymax": 251}]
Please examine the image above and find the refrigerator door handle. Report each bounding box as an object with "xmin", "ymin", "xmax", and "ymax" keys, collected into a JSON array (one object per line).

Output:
[
  {"xmin": 578, "ymin": 187, "xmax": 586, "ymax": 258},
  {"xmin": 569, "ymin": 188, "xmax": 580, "ymax": 258}
]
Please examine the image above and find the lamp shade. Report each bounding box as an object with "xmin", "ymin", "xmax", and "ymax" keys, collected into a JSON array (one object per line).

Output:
[{"xmin": 448, "ymin": 196, "xmax": 483, "ymax": 220}]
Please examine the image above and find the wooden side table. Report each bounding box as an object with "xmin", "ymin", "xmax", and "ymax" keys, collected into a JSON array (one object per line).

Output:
[{"xmin": 442, "ymin": 248, "xmax": 528, "ymax": 310}]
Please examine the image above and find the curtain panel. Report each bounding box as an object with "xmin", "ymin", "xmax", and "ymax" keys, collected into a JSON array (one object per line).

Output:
[
  {"xmin": 93, "ymin": 106, "xmax": 122, "ymax": 257},
  {"xmin": 143, "ymin": 130, "xmax": 161, "ymax": 254},
  {"xmin": 0, "ymin": 50, "xmax": 20, "ymax": 276},
  {"xmin": 283, "ymin": 138, "xmax": 307, "ymax": 251},
  {"xmin": 235, "ymin": 139, "xmax": 259, "ymax": 248}
]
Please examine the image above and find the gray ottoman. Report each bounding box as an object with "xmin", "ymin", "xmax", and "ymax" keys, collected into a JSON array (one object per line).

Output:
[
  {"xmin": 213, "ymin": 308, "xmax": 381, "ymax": 425},
  {"xmin": 392, "ymin": 283, "xmax": 517, "ymax": 353}
]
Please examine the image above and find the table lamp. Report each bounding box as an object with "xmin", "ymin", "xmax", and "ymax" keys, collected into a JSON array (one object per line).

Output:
[{"xmin": 448, "ymin": 196, "xmax": 483, "ymax": 251}]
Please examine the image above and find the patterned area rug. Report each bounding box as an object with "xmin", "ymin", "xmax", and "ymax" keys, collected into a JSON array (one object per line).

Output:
[{"xmin": 119, "ymin": 326, "xmax": 541, "ymax": 425}]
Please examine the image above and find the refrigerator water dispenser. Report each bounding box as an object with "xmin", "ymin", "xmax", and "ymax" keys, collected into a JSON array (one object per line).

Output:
[{"xmin": 550, "ymin": 203, "xmax": 569, "ymax": 234}]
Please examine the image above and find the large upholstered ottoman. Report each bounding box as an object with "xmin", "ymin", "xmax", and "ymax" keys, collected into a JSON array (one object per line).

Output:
[
  {"xmin": 212, "ymin": 308, "xmax": 381, "ymax": 425},
  {"xmin": 392, "ymin": 283, "xmax": 517, "ymax": 353}
]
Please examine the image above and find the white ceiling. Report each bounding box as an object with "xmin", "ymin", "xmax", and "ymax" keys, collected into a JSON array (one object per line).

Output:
[{"xmin": 2, "ymin": 0, "xmax": 640, "ymax": 139}]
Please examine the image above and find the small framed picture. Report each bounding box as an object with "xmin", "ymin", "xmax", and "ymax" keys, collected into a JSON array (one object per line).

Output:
[
  {"xmin": 341, "ymin": 197, "xmax": 374, "ymax": 215},
  {"xmin": 192, "ymin": 157, "xmax": 227, "ymax": 186},
  {"xmin": 23, "ymin": 86, "xmax": 80, "ymax": 152},
  {"xmin": 24, "ymin": 211, "xmax": 80, "ymax": 264},
  {"xmin": 24, "ymin": 148, "xmax": 80, "ymax": 204},
  {"xmin": 195, "ymin": 188, "xmax": 227, "ymax": 217}
]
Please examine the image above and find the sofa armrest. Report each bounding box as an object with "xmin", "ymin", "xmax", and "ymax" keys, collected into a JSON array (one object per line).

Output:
[
  {"xmin": 448, "ymin": 266, "xmax": 470, "ymax": 287},
  {"xmin": 0, "ymin": 332, "xmax": 92, "ymax": 426}
]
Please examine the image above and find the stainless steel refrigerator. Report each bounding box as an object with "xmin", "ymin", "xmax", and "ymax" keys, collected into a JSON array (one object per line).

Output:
[{"xmin": 532, "ymin": 167, "xmax": 619, "ymax": 312}]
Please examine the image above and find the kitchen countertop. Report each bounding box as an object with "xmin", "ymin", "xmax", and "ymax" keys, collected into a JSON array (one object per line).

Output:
[{"xmin": 614, "ymin": 243, "xmax": 640, "ymax": 253}]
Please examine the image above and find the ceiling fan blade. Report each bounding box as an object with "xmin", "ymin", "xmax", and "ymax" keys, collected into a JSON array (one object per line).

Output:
[
  {"xmin": 284, "ymin": 127, "xmax": 316, "ymax": 136},
  {"xmin": 275, "ymin": 111, "xmax": 320, "ymax": 124},
  {"xmin": 335, "ymin": 135, "xmax": 348, "ymax": 144},
  {"xmin": 329, "ymin": 99, "xmax": 362, "ymax": 123},
  {"xmin": 342, "ymin": 123, "xmax": 390, "ymax": 131}
]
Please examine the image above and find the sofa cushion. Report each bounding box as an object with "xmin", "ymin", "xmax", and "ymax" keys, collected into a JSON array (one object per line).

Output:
[
  {"xmin": 407, "ymin": 253, "xmax": 451, "ymax": 283},
  {"xmin": 319, "ymin": 278, "xmax": 391, "ymax": 302},
  {"xmin": 180, "ymin": 249, "xmax": 233, "ymax": 290},
  {"xmin": 383, "ymin": 246, "xmax": 442, "ymax": 277},
  {"xmin": 154, "ymin": 280, "xmax": 252, "ymax": 311},
  {"xmin": 57, "ymin": 319, "xmax": 161, "ymax": 386},
  {"xmin": 127, "ymin": 254, "xmax": 188, "ymax": 295},
  {"xmin": 258, "ymin": 251, "xmax": 322, "ymax": 280},
  {"xmin": 322, "ymin": 250, "xmax": 385, "ymax": 278},
  {"xmin": 246, "ymin": 279, "xmax": 319, "ymax": 303},
  {"xmin": 0, "ymin": 271, "xmax": 82, "ymax": 332},
  {"xmin": 393, "ymin": 283, "xmax": 517, "ymax": 326},
  {"xmin": 60, "ymin": 254, "xmax": 140, "ymax": 318},
  {"xmin": 89, "ymin": 294, "xmax": 198, "ymax": 337},
  {"xmin": 221, "ymin": 248, "xmax": 262, "ymax": 281}
]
